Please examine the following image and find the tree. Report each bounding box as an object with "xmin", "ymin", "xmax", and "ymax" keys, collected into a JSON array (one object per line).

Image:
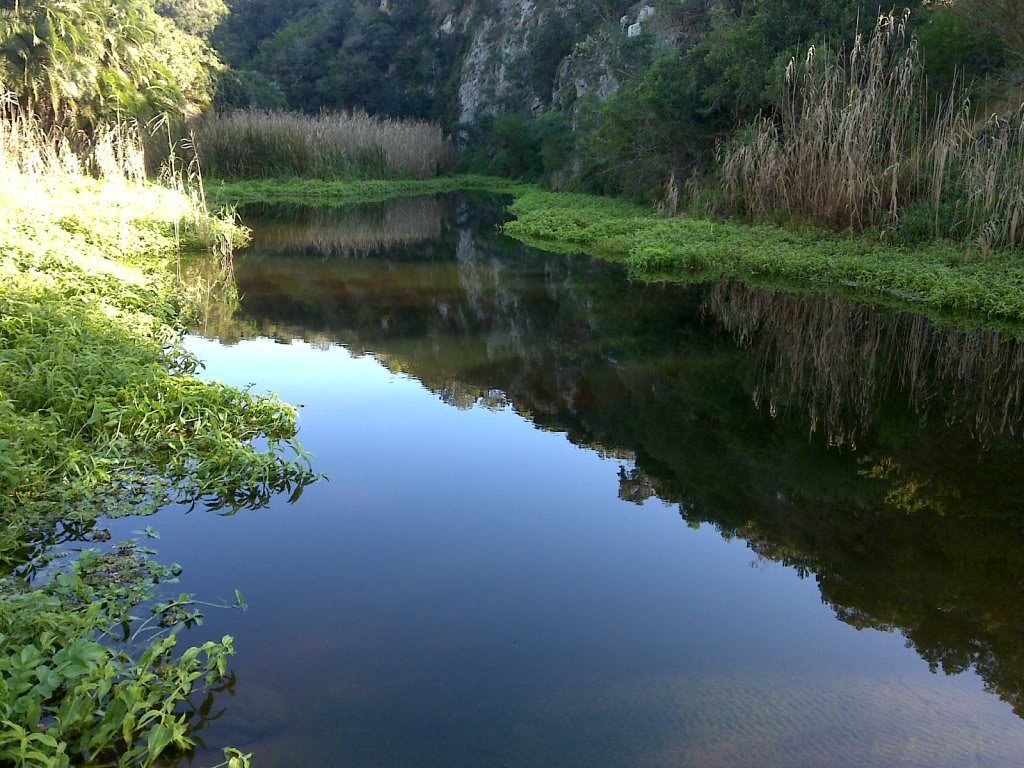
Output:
[
  {"xmin": 946, "ymin": 0, "xmax": 1024, "ymax": 62},
  {"xmin": 0, "ymin": 0, "xmax": 221, "ymax": 125},
  {"xmin": 153, "ymin": 0, "xmax": 229, "ymax": 39}
]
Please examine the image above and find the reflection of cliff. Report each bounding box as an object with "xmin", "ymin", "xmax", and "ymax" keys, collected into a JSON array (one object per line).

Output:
[
  {"xmin": 705, "ymin": 282, "xmax": 1024, "ymax": 447},
  {"xmin": 213, "ymin": 196, "xmax": 1024, "ymax": 719}
]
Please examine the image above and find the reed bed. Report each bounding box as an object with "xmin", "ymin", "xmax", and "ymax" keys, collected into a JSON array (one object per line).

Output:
[
  {"xmin": 0, "ymin": 95, "xmax": 146, "ymax": 183},
  {"xmin": 0, "ymin": 96, "xmax": 237, "ymax": 259},
  {"xmin": 720, "ymin": 11, "xmax": 1024, "ymax": 252},
  {"xmin": 189, "ymin": 109, "xmax": 455, "ymax": 180}
]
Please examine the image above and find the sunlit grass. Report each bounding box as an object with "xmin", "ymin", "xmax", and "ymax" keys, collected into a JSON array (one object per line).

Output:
[{"xmin": 0, "ymin": 103, "xmax": 312, "ymax": 767}]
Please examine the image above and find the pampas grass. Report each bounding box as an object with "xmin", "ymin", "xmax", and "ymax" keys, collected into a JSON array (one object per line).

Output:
[
  {"xmin": 720, "ymin": 11, "xmax": 1024, "ymax": 252},
  {"xmin": 188, "ymin": 109, "xmax": 455, "ymax": 180}
]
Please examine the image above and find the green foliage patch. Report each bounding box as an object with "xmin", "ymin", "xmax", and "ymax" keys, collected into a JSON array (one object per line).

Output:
[
  {"xmin": 0, "ymin": 171, "xmax": 313, "ymax": 766},
  {"xmin": 0, "ymin": 542, "xmax": 244, "ymax": 768},
  {"xmin": 503, "ymin": 189, "xmax": 1024, "ymax": 324}
]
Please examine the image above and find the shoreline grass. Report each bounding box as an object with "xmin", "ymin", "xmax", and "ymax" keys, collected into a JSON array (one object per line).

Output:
[
  {"xmin": 1, "ymin": 111, "xmax": 313, "ymax": 766},
  {"xmin": 207, "ymin": 174, "xmax": 532, "ymax": 208},
  {"xmin": 209, "ymin": 175, "xmax": 1024, "ymax": 331}
]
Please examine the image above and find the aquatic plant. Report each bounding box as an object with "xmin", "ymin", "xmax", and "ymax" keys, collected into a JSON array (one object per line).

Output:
[{"xmin": 0, "ymin": 542, "xmax": 245, "ymax": 768}]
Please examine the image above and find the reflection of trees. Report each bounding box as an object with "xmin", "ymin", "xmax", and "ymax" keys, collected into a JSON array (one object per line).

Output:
[
  {"xmin": 704, "ymin": 282, "xmax": 1024, "ymax": 447},
  {"xmin": 223, "ymin": 194, "xmax": 1024, "ymax": 719}
]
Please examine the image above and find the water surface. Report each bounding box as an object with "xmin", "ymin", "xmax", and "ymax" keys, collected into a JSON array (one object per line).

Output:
[{"xmin": 117, "ymin": 194, "xmax": 1024, "ymax": 767}]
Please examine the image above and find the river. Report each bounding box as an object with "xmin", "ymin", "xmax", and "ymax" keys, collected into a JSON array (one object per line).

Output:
[{"xmin": 115, "ymin": 193, "xmax": 1024, "ymax": 767}]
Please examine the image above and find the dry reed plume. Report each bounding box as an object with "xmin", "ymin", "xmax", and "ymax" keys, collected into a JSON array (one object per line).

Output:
[
  {"xmin": 188, "ymin": 109, "xmax": 455, "ymax": 180},
  {"xmin": 721, "ymin": 11, "xmax": 1024, "ymax": 252}
]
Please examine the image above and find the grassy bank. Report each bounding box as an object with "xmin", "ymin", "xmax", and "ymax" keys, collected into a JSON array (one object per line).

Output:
[
  {"xmin": 0, "ymin": 117, "xmax": 312, "ymax": 766},
  {"xmin": 210, "ymin": 176, "xmax": 1024, "ymax": 327}
]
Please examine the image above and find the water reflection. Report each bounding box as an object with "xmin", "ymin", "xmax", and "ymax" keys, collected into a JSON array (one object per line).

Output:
[
  {"xmin": 706, "ymin": 281, "xmax": 1024, "ymax": 447},
  {"xmin": 244, "ymin": 196, "xmax": 447, "ymax": 256},
  {"xmin": 179, "ymin": 194, "xmax": 1024, "ymax": 762}
]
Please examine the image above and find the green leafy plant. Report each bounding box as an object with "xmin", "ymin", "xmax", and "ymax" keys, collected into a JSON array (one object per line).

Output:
[
  {"xmin": 1, "ymin": 101, "xmax": 317, "ymax": 765},
  {"xmin": 0, "ymin": 543, "xmax": 238, "ymax": 767}
]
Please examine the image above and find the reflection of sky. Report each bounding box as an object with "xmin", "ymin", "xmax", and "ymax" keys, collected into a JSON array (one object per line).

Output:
[{"xmin": 107, "ymin": 336, "xmax": 1024, "ymax": 768}]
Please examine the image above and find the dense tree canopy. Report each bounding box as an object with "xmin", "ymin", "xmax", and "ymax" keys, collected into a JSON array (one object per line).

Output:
[
  {"xmin": 0, "ymin": 0, "xmax": 221, "ymax": 125},
  {"xmin": 212, "ymin": 0, "xmax": 463, "ymax": 118},
  {"xmin": 1, "ymin": 0, "xmax": 1017, "ymax": 196}
]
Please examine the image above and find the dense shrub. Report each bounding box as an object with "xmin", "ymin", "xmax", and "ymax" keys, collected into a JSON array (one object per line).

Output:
[{"xmin": 464, "ymin": 113, "xmax": 574, "ymax": 183}]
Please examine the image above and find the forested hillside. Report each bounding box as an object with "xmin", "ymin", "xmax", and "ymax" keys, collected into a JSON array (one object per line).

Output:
[
  {"xmin": 2, "ymin": 0, "xmax": 1020, "ymax": 200},
  {"xmin": 209, "ymin": 0, "xmax": 1021, "ymax": 195}
]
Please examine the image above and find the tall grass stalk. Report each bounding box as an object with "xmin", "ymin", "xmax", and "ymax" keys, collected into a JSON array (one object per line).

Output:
[
  {"xmin": 188, "ymin": 109, "xmax": 455, "ymax": 180},
  {"xmin": 720, "ymin": 11, "xmax": 1024, "ymax": 252}
]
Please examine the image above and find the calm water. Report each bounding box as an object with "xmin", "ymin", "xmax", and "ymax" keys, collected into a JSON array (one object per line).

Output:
[{"xmin": 113, "ymin": 194, "xmax": 1024, "ymax": 766}]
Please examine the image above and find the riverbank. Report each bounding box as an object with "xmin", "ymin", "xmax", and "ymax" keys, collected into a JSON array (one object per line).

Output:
[
  {"xmin": 0, "ymin": 157, "xmax": 312, "ymax": 765},
  {"xmin": 210, "ymin": 176, "xmax": 1024, "ymax": 327}
]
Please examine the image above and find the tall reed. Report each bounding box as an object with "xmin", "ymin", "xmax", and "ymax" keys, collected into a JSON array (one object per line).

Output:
[
  {"xmin": 187, "ymin": 109, "xmax": 455, "ymax": 180},
  {"xmin": 720, "ymin": 11, "xmax": 1024, "ymax": 252},
  {"xmin": 0, "ymin": 94, "xmax": 146, "ymax": 183}
]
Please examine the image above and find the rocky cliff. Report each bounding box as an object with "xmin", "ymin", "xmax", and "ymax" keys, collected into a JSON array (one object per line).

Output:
[{"xmin": 433, "ymin": 0, "xmax": 673, "ymax": 127}]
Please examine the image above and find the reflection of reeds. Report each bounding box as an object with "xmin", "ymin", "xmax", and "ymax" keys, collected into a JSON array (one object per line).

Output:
[
  {"xmin": 706, "ymin": 282, "xmax": 1024, "ymax": 446},
  {"xmin": 245, "ymin": 196, "xmax": 447, "ymax": 257},
  {"xmin": 180, "ymin": 252, "xmax": 251, "ymax": 342},
  {"xmin": 188, "ymin": 110, "xmax": 454, "ymax": 180}
]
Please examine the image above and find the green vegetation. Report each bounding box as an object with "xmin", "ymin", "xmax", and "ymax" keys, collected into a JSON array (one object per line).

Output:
[
  {"xmin": 212, "ymin": 0, "xmax": 463, "ymax": 118},
  {"xmin": 504, "ymin": 189, "xmax": 1024, "ymax": 323},
  {"xmin": 207, "ymin": 175, "xmax": 530, "ymax": 208},
  {"xmin": 0, "ymin": 110, "xmax": 313, "ymax": 766},
  {"xmin": 0, "ymin": 0, "xmax": 223, "ymax": 125},
  {"xmin": 462, "ymin": 113, "xmax": 574, "ymax": 184},
  {"xmin": 0, "ymin": 542, "xmax": 250, "ymax": 768},
  {"xmin": 209, "ymin": 175, "xmax": 1024, "ymax": 325}
]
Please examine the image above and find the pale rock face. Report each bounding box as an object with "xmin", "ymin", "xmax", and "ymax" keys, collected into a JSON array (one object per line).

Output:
[
  {"xmin": 456, "ymin": 0, "xmax": 537, "ymax": 125},
  {"xmin": 451, "ymin": 0, "xmax": 694, "ymax": 131},
  {"xmin": 551, "ymin": 35, "xmax": 621, "ymax": 125}
]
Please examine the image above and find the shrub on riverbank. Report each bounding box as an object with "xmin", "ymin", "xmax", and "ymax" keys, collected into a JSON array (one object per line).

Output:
[
  {"xmin": 189, "ymin": 109, "xmax": 455, "ymax": 180},
  {"xmin": 0, "ymin": 107, "xmax": 311, "ymax": 766}
]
